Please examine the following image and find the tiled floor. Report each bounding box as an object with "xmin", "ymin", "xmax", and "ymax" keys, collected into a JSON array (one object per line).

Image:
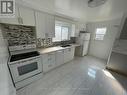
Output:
[{"xmin": 17, "ymin": 56, "xmax": 127, "ymax": 95}]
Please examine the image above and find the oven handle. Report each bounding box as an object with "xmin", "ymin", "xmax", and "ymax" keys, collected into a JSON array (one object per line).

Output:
[
  {"xmin": 9, "ymin": 56, "xmax": 41, "ymax": 65},
  {"xmin": 19, "ymin": 56, "xmax": 40, "ymax": 63}
]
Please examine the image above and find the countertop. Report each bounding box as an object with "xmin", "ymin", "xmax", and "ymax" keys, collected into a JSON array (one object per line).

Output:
[{"xmin": 38, "ymin": 44, "xmax": 80, "ymax": 54}]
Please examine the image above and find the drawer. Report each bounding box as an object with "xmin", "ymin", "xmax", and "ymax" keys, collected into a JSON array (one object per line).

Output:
[{"xmin": 42, "ymin": 52, "xmax": 56, "ymax": 72}]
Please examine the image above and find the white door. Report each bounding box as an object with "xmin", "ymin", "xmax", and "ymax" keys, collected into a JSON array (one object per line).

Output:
[
  {"xmin": 0, "ymin": 5, "xmax": 19, "ymax": 24},
  {"xmin": 19, "ymin": 6, "xmax": 35, "ymax": 26},
  {"xmin": 82, "ymin": 41, "xmax": 89, "ymax": 56},
  {"xmin": 35, "ymin": 12, "xmax": 46, "ymax": 38}
]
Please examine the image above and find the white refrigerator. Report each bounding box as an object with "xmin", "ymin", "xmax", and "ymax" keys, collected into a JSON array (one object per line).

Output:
[{"xmin": 75, "ymin": 33, "xmax": 91, "ymax": 56}]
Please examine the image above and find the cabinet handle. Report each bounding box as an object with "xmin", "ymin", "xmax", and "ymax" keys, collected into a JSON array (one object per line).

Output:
[
  {"xmin": 21, "ymin": 18, "xmax": 23, "ymax": 24},
  {"xmin": 18, "ymin": 17, "xmax": 21, "ymax": 24},
  {"xmin": 18, "ymin": 17, "xmax": 23, "ymax": 24}
]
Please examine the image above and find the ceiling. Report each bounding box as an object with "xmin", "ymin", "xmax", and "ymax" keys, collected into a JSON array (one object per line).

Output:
[{"xmin": 18, "ymin": 0, "xmax": 127, "ymax": 22}]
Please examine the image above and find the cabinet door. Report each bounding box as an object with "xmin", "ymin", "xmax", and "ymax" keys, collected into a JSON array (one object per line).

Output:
[
  {"xmin": 70, "ymin": 47, "xmax": 75, "ymax": 60},
  {"xmin": 71, "ymin": 24, "xmax": 76, "ymax": 37},
  {"xmin": 19, "ymin": 6, "xmax": 35, "ymax": 26},
  {"xmin": 56, "ymin": 50, "xmax": 64, "ymax": 67},
  {"xmin": 42, "ymin": 54, "xmax": 49, "ymax": 72},
  {"xmin": 64, "ymin": 48, "xmax": 71, "ymax": 63},
  {"xmin": 35, "ymin": 12, "xmax": 46, "ymax": 38},
  {"xmin": 0, "ymin": 5, "xmax": 19, "ymax": 24},
  {"xmin": 47, "ymin": 52, "xmax": 56, "ymax": 69},
  {"xmin": 45, "ymin": 14, "xmax": 55, "ymax": 38},
  {"xmin": 42, "ymin": 52, "xmax": 56, "ymax": 72}
]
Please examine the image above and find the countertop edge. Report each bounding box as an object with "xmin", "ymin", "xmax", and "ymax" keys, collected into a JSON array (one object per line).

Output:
[{"xmin": 38, "ymin": 44, "xmax": 80, "ymax": 54}]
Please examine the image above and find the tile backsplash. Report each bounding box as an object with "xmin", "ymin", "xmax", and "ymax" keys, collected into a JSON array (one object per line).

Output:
[
  {"xmin": 37, "ymin": 37, "xmax": 76, "ymax": 48},
  {"xmin": 0, "ymin": 23, "xmax": 77, "ymax": 48},
  {"xmin": 37, "ymin": 38, "xmax": 53, "ymax": 48},
  {"xmin": 1, "ymin": 23, "xmax": 36, "ymax": 46}
]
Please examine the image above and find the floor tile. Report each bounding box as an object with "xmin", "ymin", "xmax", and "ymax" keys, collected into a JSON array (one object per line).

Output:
[{"xmin": 16, "ymin": 56, "xmax": 127, "ymax": 95}]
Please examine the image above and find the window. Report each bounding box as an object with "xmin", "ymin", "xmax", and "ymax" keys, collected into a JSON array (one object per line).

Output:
[
  {"xmin": 61, "ymin": 27, "xmax": 69, "ymax": 41},
  {"xmin": 53, "ymin": 25, "xmax": 70, "ymax": 42},
  {"xmin": 53, "ymin": 26, "xmax": 62, "ymax": 42},
  {"xmin": 95, "ymin": 27, "xmax": 107, "ymax": 40}
]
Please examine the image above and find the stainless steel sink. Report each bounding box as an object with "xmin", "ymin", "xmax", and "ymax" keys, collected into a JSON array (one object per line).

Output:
[{"xmin": 61, "ymin": 44, "xmax": 71, "ymax": 47}]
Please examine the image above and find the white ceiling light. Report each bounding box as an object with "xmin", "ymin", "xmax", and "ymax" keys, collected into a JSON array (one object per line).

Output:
[{"xmin": 88, "ymin": 0, "xmax": 107, "ymax": 8}]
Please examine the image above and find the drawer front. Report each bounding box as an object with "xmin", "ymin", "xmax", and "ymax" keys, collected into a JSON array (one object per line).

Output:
[
  {"xmin": 42, "ymin": 52, "xmax": 56, "ymax": 72},
  {"xmin": 66, "ymin": 48, "xmax": 71, "ymax": 52}
]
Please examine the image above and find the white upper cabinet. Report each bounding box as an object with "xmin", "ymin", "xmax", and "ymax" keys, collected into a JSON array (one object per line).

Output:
[
  {"xmin": 0, "ymin": 5, "xmax": 35, "ymax": 26},
  {"xmin": 45, "ymin": 14, "xmax": 55, "ymax": 38},
  {"xmin": 0, "ymin": 5, "xmax": 19, "ymax": 24},
  {"xmin": 71, "ymin": 24, "xmax": 76, "ymax": 37},
  {"xmin": 35, "ymin": 12, "xmax": 46, "ymax": 38},
  {"xmin": 35, "ymin": 12, "xmax": 55, "ymax": 38},
  {"xmin": 18, "ymin": 6, "xmax": 35, "ymax": 26}
]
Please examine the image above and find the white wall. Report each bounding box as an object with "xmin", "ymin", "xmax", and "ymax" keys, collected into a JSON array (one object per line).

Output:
[
  {"xmin": 0, "ymin": 27, "xmax": 16, "ymax": 95},
  {"xmin": 74, "ymin": 22, "xmax": 87, "ymax": 37},
  {"xmin": 17, "ymin": 0, "xmax": 127, "ymax": 22},
  {"xmin": 87, "ymin": 18, "xmax": 122, "ymax": 60}
]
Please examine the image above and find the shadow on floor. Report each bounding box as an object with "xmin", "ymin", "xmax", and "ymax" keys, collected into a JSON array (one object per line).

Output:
[{"xmin": 108, "ymin": 70, "xmax": 127, "ymax": 92}]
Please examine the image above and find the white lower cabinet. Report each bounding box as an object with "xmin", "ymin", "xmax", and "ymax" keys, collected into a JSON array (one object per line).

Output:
[
  {"xmin": 64, "ymin": 48, "xmax": 71, "ymax": 63},
  {"xmin": 42, "ymin": 52, "xmax": 56, "ymax": 73},
  {"xmin": 41, "ymin": 47, "xmax": 75, "ymax": 73},
  {"xmin": 70, "ymin": 47, "xmax": 75, "ymax": 60},
  {"xmin": 56, "ymin": 50, "xmax": 64, "ymax": 67},
  {"xmin": 64, "ymin": 47, "xmax": 75, "ymax": 63}
]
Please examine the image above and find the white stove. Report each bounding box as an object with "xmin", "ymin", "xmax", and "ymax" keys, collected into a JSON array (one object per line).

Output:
[
  {"xmin": 1, "ymin": 24, "xmax": 43, "ymax": 89},
  {"xmin": 8, "ymin": 50, "xmax": 42, "ymax": 89}
]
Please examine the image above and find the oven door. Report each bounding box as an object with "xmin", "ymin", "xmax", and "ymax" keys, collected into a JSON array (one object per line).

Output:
[{"xmin": 9, "ymin": 56, "xmax": 42, "ymax": 83}]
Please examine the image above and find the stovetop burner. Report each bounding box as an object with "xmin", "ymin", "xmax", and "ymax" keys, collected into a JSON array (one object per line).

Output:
[{"xmin": 10, "ymin": 51, "xmax": 40, "ymax": 62}]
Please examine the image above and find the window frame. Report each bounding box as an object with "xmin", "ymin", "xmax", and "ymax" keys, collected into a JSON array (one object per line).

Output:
[
  {"xmin": 61, "ymin": 26, "xmax": 70, "ymax": 41},
  {"xmin": 53, "ymin": 25, "xmax": 70, "ymax": 42},
  {"xmin": 95, "ymin": 27, "xmax": 107, "ymax": 41},
  {"xmin": 53, "ymin": 25, "xmax": 62, "ymax": 42}
]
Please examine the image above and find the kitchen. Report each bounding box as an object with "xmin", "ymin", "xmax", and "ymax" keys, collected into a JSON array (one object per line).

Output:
[{"xmin": 0, "ymin": 0, "xmax": 127, "ymax": 95}]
